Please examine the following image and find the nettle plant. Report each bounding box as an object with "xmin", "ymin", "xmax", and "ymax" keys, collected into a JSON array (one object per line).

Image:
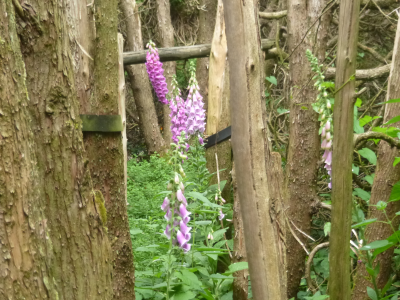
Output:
[{"xmin": 307, "ymin": 50, "xmax": 400, "ymax": 300}]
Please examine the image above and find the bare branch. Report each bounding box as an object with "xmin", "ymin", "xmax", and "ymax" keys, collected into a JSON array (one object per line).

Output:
[
  {"xmin": 325, "ymin": 64, "xmax": 391, "ymax": 80},
  {"xmin": 357, "ymin": 42, "xmax": 387, "ymax": 63},
  {"xmin": 259, "ymin": 10, "xmax": 288, "ymax": 20},
  {"xmin": 354, "ymin": 131, "xmax": 400, "ymax": 149},
  {"xmin": 305, "ymin": 242, "xmax": 330, "ymax": 292}
]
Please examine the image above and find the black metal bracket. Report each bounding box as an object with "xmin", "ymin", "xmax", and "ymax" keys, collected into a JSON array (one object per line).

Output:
[{"xmin": 204, "ymin": 126, "xmax": 231, "ymax": 149}]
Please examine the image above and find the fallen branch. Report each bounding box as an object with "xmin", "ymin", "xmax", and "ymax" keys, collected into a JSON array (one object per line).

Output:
[
  {"xmin": 259, "ymin": 10, "xmax": 287, "ymax": 19},
  {"xmin": 123, "ymin": 39, "xmax": 275, "ymax": 65},
  {"xmin": 325, "ymin": 64, "xmax": 391, "ymax": 80},
  {"xmin": 352, "ymin": 173, "xmax": 372, "ymax": 191},
  {"xmin": 305, "ymin": 242, "xmax": 330, "ymax": 292},
  {"xmin": 354, "ymin": 131, "xmax": 400, "ymax": 149},
  {"xmin": 357, "ymin": 42, "xmax": 387, "ymax": 63}
]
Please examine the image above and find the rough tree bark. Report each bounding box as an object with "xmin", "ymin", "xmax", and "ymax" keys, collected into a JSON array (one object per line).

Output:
[
  {"xmin": 120, "ymin": 0, "xmax": 166, "ymax": 154},
  {"xmin": 196, "ymin": 0, "xmax": 218, "ymax": 112},
  {"xmin": 81, "ymin": 0, "xmax": 136, "ymax": 298},
  {"xmin": 223, "ymin": 0, "xmax": 287, "ymax": 298},
  {"xmin": 329, "ymin": 0, "xmax": 360, "ymax": 298},
  {"xmin": 285, "ymin": 0, "xmax": 331, "ymax": 297},
  {"xmin": 352, "ymin": 18, "xmax": 400, "ymax": 300},
  {"xmin": 0, "ymin": 0, "xmax": 112, "ymax": 298},
  {"xmin": 156, "ymin": 0, "xmax": 176, "ymax": 145}
]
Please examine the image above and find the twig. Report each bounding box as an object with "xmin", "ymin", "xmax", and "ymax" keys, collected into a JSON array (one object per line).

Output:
[
  {"xmin": 291, "ymin": 220, "xmax": 316, "ymax": 241},
  {"xmin": 305, "ymin": 242, "xmax": 330, "ymax": 292},
  {"xmin": 285, "ymin": 217, "xmax": 309, "ymax": 255},
  {"xmin": 354, "ymin": 131, "xmax": 400, "ymax": 149},
  {"xmin": 259, "ymin": 10, "xmax": 288, "ymax": 20},
  {"xmin": 352, "ymin": 173, "xmax": 372, "ymax": 191}
]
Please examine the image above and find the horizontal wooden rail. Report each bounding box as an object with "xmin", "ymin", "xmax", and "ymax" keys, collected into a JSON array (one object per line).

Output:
[{"xmin": 123, "ymin": 39, "xmax": 275, "ymax": 65}]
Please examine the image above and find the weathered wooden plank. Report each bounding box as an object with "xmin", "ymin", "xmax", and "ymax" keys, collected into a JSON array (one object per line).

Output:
[
  {"xmin": 123, "ymin": 39, "xmax": 275, "ymax": 65},
  {"xmin": 80, "ymin": 114, "xmax": 123, "ymax": 132}
]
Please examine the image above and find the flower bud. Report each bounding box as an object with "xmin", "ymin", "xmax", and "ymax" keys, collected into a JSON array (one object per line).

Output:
[
  {"xmin": 179, "ymin": 182, "xmax": 185, "ymax": 192},
  {"xmin": 174, "ymin": 173, "xmax": 180, "ymax": 184},
  {"xmin": 327, "ymin": 101, "xmax": 331, "ymax": 109}
]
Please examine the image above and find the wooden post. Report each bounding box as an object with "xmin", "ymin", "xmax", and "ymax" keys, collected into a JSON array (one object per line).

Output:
[
  {"xmin": 223, "ymin": 0, "xmax": 286, "ymax": 298},
  {"xmin": 329, "ymin": 0, "xmax": 360, "ymax": 298}
]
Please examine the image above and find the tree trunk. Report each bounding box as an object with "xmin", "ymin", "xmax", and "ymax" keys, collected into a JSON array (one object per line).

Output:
[
  {"xmin": 223, "ymin": 0, "xmax": 287, "ymax": 298},
  {"xmin": 232, "ymin": 163, "xmax": 249, "ymax": 300},
  {"xmin": 285, "ymin": 0, "xmax": 331, "ymax": 297},
  {"xmin": 155, "ymin": 0, "xmax": 176, "ymax": 146},
  {"xmin": 196, "ymin": 0, "xmax": 218, "ymax": 112},
  {"xmin": 329, "ymin": 0, "xmax": 360, "ymax": 298},
  {"xmin": 0, "ymin": 0, "xmax": 112, "ymax": 298},
  {"xmin": 205, "ymin": 0, "xmax": 231, "ymax": 202},
  {"xmin": 352, "ymin": 18, "xmax": 400, "ymax": 300},
  {"xmin": 82, "ymin": 0, "xmax": 136, "ymax": 298},
  {"xmin": 120, "ymin": 0, "xmax": 166, "ymax": 154}
]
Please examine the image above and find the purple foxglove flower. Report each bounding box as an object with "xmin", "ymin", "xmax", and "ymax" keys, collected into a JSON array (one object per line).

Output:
[
  {"xmin": 221, "ymin": 197, "xmax": 226, "ymax": 203},
  {"xmin": 219, "ymin": 210, "xmax": 225, "ymax": 221},
  {"xmin": 182, "ymin": 243, "xmax": 191, "ymax": 253},
  {"xmin": 145, "ymin": 41, "xmax": 169, "ymax": 105},
  {"xmin": 164, "ymin": 207, "xmax": 172, "ymax": 221},
  {"xmin": 161, "ymin": 197, "xmax": 170, "ymax": 212},
  {"xmin": 175, "ymin": 173, "xmax": 180, "ymax": 184},
  {"xmin": 321, "ymin": 127, "xmax": 326, "ymax": 137},
  {"xmin": 325, "ymin": 150, "xmax": 332, "ymax": 165},
  {"xmin": 198, "ymin": 136, "xmax": 204, "ymax": 145},
  {"xmin": 325, "ymin": 120, "xmax": 331, "ymax": 131},
  {"xmin": 328, "ymin": 181, "xmax": 332, "ymax": 189},
  {"xmin": 177, "ymin": 189, "xmax": 187, "ymax": 205},
  {"xmin": 164, "ymin": 224, "xmax": 172, "ymax": 239},
  {"xmin": 322, "ymin": 150, "xmax": 329, "ymax": 160},
  {"xmin": 177, "ymin": 230, "xmax": 188, "ymax": 247},
  {"xmin": 321, "ymin": 139, "xmax": 327, "ymax": 149},
  {"xmin": 185, "ymin": 71, "xmax": 206, "ymax": 137},
  {"xmin": 207, "ymin": 233, "xmax": 214, "ymax": 240},
  {"xmin": 326, "ymin": 140, "xmax": 332, "ymax": 149},
  {"xmin": 180, "ymin": 220, "xmax": 192, "ymax": 239},
  {"xmin": 326, "ymin": 131, "xmax": 331, "ymax": 141},
  {"xmin": 179, "ymin": 203, "xmax": 191, "ymax": 221}
]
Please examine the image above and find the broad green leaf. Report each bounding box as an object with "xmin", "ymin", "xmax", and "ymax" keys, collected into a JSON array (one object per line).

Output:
[
  {"xmin": 188, "ymin": 192, "xmax": 222, "ymax": 208},
  {"xmin": 360, "ymin": 239, "xmax": 390, "ymax": 251},
  {"xmin": 193, "ymin": 210, "xmax": 219, "ymax": 214},
  {"xmin": 389, "ymin": 180, "xmax": 400, "ymax": 202},
  {"xmin": 384, "ymin": 115, "xmax": 400, "ymax": 126},
  {"xmin": 359, "ymin": 115, "xmax": 372, "ymax": 127},
  {"xmin": 173, "ymin": 291, "xmax": 196, "ymax": 300},
  {"xmin": 358, "ymin": 148, "xmax": 377, "ymax": 165},
  {"xmin": 193, "ymin": 220, "xmax": 212, "ymax": 225},
  {"xmin": 221, "ymin": 291, "xmax": 233, "ymax": 300},
  {"xmin": 382, "ymin": 274, "xmax": 393, "ymax": 296},
  {"xmin": 180, "ymin": 269, "xmax": 202, "ymax": 289},
  {"xmin": 212, "ymin": 228, "xmax": 228, "ymax": 243},
  {"xmin": 353, "ymin": 188, "xmax": 371, "ymax": 202},
  {"xmin": 372, "ymin": 126, "xmax": 400, "ymax": 138},
  {"xmin": 277, "ymin": 108, "xmax": 289, "ymax": 114},
  {"xmin": 228, "ymin": 262, "xmax": 249, "ymax": 273},
  {"xmin": 363, "ymin": 174, "xmax": 375, "ymax": 185},
  {"xmin": 324, "ymin": 222, "xmax": 331, "ymax": 236},
  {"xmin": 266, "ymin": 76, "xmax": 277, "ymax": 85},
  {"xmin": 206, "ymin": 254, "xmax": 219, "ymax": 261},
  {"xmin": 210, "ymin": 274, "xmax": 235, "ymax": 279},
  {"xmin": 373, "ymin": 242, "xmax": 395, "ymax": 257},
  {"xmin": 130, "ymin": 228, "xmax": 143, "ymax": 235},
  {"xmin": 352, "ymin": 218, "xmax": 377, "ymax": 229},
  {"xmin": 352, "ymin": 164, "xmax": 360, "ymax": 175},
  {"xmin": 367, "ymin": 286, "xmax": 378, "ymax": 300},
  {"xmin": 355, "ymin": 98, "xmax": 362, "ymax": 107},
  {"xmin": 382, "ymin": 98, "xmax": 400, "ymax": 104},
  {"xmin": 354, "ymin": 106, "xmax": 364, "ymax": 134},
  {"xmin": 394, "ymin": 157, "xmax": 400, "ymax": 167},
  {"xmin": 196, "ymin": 247, "xmax": 229, "ymax": 252}
]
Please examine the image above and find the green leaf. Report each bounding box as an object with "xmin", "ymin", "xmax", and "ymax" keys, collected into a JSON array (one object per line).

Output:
[
  {"xmin": 381, "ymin": 274, "xmax": 393, "ymax": 296},
  {"xmin": 173, "ymin": 291, "xmax": 196, "ymax": 300},
  {"xmin": 358, "ymin": 148, "xmax": 377, "ymax": 165},
  {"xmin": 130, "ymin": 228, "xmax": 143, "ymax": 235},
  {"xmin": 195, "ymin": 247, "xmax": 229, "ymax": 252},
  {"xmin": 394, "ymin": 157, "xmax": 400, "ymax": 167},
  {"xmin": 352, "ymin": 164, "xmax": 360, "ymax": 175},
  {"xmin": 360, "ymin": 239, "xmax": 390, "ymax": 251},
  {"xmin": 359, "ymin": 115, "xmax": 372, "ymax": 127},
  {"xmin": 372, "ymin": 126, "xmax": 400, "ymax": 138},
  {"xmin": 367, "ymin": 286, "xmax": 378, "ymax": 300},
  {"xmin": 353, "ymin": 188, "xmax": 371, "ymax": 202},
  {"xmin": 384, "ymin": 115, "xmax": 400, "ymax": 126},
  {"xmin": 352, "ymin": 218, "xmax": 377, "ymax": 229},
  {"xmin": 266, "ymin": 76, "xmax": 277, "ymax": 85},
  {"xmin": 220, "ymin": 291, "xmax": 233, "ymax": 300},
  {"xmin": 363, "ymin": 174, "xmax": 375, "ymax": 185},
  {"xmin": 355, "ymin": 98, "xmax": 363, "ymax": 107},
  {"xmin": 180, "ymin": 269, "xmax": 202, "ymax": 289},
  {"xmin": 373, "ymin": 242, "xmax": 395, "ymax": 257},
  {"xmin": 193, "ymin": 220, "xmax": 212, "ymax": 225},
  {"xmin": 389, "ymin": 180, "xmax": 400, "ymax": 202},
  {"xmin": 354, "ymin": 106, "xmax": 364, "ymax": 134},
  {"xmin": 324, "ymin": 222, "xmax": 331, "ymax": 236},
  {"xmin": 188, "ymin": 192, "xmax": 222, "ymax": 208},
  {"xmin": 277, "ymin": 108, "xmax": 289, "ymax": 114},
  {"xmin": 228, "ymin": 262, "xmax": 249, "ymax": 273},
  {"xmin": 210, "ymin": 274, "xmax": 235, "ymax": 280},
  {"xmin": 382, "ymin": 98, "xmax": 400, "ymax": 104}
]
